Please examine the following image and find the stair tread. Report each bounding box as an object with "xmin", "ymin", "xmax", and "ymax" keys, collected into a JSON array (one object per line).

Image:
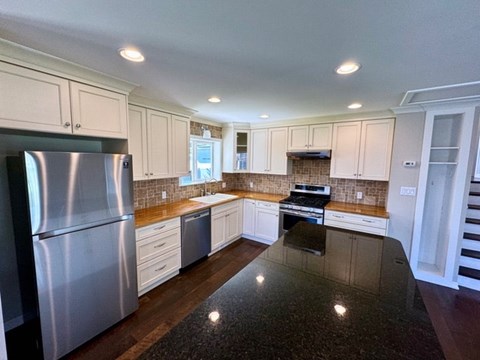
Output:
[
  {"xmin": 459, "ymin": 266, "xmax": 480, "ymax": 281},
  {"xmin": 461, "ymin": 249, "xmax": 480, "ymax": 260},
  {"xmin": 463, "ymin": 233, "xmax": 480, "ymax": 241},
  {"xmin": 466, "ymin": 218, "xmax": 480, "ymax": 225}
]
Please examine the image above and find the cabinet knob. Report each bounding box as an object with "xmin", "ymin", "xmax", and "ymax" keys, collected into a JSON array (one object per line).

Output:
[
  {"xmin": 150, "ymin": 172, "xmax": 153, "ymax": 175},
  {"xmin": 145, "ymin": 173, "xmax": 148, "ymax": 176},
  {"xmin": 305, "ymin": 144, "xmax": 308, "ymax": 147},
  {"xmin": 358, "ymin": 174, "xmax": 362, "ymax": 176},
  {"xmin": 353, "ymin": 173, "xmax": 357, "ymax": 176},
  {"xmin": 64, "ymin": 122, "xmax": 71, "ymax": 128},
  {"xmin": 75, "ymin": 123, "xmax": 81, "ymax": 129}
]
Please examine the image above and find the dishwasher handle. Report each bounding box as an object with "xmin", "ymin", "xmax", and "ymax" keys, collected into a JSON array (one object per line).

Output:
[{"xmin": 184, "ymin": 210, "xmax": 210, "ymax": 223}]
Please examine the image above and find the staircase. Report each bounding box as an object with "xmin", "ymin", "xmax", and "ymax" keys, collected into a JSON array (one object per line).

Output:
[{"xmin": 458, "ymin": 180, "xmax": 480, "ymax": 290}]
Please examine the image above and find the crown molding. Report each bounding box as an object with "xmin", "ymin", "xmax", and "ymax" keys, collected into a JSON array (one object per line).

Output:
[{"xmin": 128, "ymin": 94, "xmax": 196, "ymax": 118}]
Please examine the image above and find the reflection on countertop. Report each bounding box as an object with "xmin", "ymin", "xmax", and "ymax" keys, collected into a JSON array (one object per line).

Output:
[{"xmin": 139, "ymin": 223, "xmax": 444, "ymax": 360}]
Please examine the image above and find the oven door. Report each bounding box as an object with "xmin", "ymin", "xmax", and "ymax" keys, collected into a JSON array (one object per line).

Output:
[{"xmin": 280, "ymin": 209, "xmax": 323, "ymax": 232}]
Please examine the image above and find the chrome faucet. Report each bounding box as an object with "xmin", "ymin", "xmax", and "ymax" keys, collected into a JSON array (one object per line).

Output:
[{"xmin": 205, "ymin": 177, "xmax": 218, "ymax": 195}]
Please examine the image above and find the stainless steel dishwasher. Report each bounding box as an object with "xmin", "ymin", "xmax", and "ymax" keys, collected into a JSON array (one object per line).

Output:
[{"xmin": 181, "ymin": 209, "xmax": 211, "ymax": 268}]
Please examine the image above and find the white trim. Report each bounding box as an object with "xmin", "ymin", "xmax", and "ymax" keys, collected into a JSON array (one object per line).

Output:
[
  {"xmin": 458, "ymin": 275, "xmax": 480, "ymax": 290},
  {"xmin": 0, "ymin": 292, "xmax": 6, "ymax": 360},
  {"xmin": 128, "ymin": 94, "xmax": 195, "ymax": 118},
  {"xmin": 400, "ymin": 81, "xmax": 480, "ymax": 106},
  {"xmin": 459, "ymin": 255, "xmax": 480, "ymax": 270}
]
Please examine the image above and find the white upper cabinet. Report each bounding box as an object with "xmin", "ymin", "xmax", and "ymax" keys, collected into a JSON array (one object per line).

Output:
[
  {"xmin": 0, "ymin": 61, "xmax": 129, "ymax": 139},
  {"xmin": 70, "ymin": 82, "xmax": 128, "ymax": 138},
  {"xmin": 251, "ymin": 127, "xmax": 291, "ymax": 175},
  {"xmin": 330, "ymin": 118, "xmax": 394, "ymax": 181},
  {"xmin": 287, "ymin": 124, "xmax": 332, "ymax": 151},
  {"xmin": 0, "ymin": 61, "xmax": 72, "ymax": 134},
  {"xmin": 128, "ymin": 105, "xmax": 190, "ymax": 180},
  {"xmin": 223, "ymin": 126, "xmax": 250, "ymax": 173}
]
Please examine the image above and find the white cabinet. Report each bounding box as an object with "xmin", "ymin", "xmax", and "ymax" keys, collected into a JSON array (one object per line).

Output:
[
  {"xmin": 287, "ymin": 124, "xmax": 332, "ymax": 151},
  {"xmin": 211, "ymin": 200, "xmax": 243, "ymax": 254},
  {"xmin": 223, "ymin": 127, "xmax": 250, "ymax": 172},
  {"xmin": 410, "ymin": 107, "xmax": 476, "ymax": 289},
  {"xmin": 242, "ymin": 200, "xmax": 280, "ymax": 244},
  {"xmin": 251, "ymin": 127, "xmax": 291, "ymax": 175},
  {"xmin": 70, "ymin": 82, "xmax": 128, "ymax": 138},
  {"xmin": 0, "ymin": 61, "xmax": 128, "ymax": 138},
  {"xmin": 128, "ymin": 105, "xmax": 190, "ymax": 180},
  {"xmin": 136, "ymin": 217, "xmax": 181, "ymax": 296},
  {"xmin": 330, "ymin": 119, "xmax": 394, "ymax": 180},
  {"xmin": 324, "ymin": 210, "xmax": 388, "ymax": 236}
]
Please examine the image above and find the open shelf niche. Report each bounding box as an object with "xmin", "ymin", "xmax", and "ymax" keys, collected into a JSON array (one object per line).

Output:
[{"xmin": 410, "ymin": 106, "xmax": 477, "ymax": 288}]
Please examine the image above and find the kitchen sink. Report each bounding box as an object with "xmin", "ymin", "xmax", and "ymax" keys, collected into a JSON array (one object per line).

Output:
[{"xmin": 189, "ymin": 193, "xmax": 239, "ymax": 204}]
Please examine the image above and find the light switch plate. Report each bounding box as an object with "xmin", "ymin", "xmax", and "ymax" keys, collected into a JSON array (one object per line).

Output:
[
  {"xmin": 162, "ymin": 191, "xmax": 167, "ymax": 199},
  {"xmin": 222, "ymin": 182, "xmax": 226, "ymax": 188},
  {"xmin": 400, "ymin": 186, "xmax": 416, "ymax": 196},
  {"xmin": 356, "ymin": 191, "xmax": 363, "ymax": 199}
]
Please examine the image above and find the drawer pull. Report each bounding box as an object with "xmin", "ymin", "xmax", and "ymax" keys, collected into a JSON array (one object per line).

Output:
[
  {"xmin": 153, "ymin": 242, "xmax": 166, "ymax": 248},
  {"xmin": 332, "ymin": 214, "xmax": 344, "ymax": 219},
  {"xmin": 362, "ymin": 219, "xmax": 374, "ymax": 223},
  {"xmin": 153, "ymin": 225, "xmax": 166, "ymax": 231},
  {"xmin": 155, "ymin": 265, "xmax": 167, "ymax": 272}
]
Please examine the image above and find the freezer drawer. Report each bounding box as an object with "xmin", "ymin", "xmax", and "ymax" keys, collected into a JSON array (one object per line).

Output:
[{"xmin": 33, "ymin": 218, "xmax": 138, "ymax": 360}]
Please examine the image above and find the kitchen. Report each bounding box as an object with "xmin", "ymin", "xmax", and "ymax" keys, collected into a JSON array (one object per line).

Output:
[{"xmin": 1, "ymin": 1, "xmax": 480, "ymax": 359}]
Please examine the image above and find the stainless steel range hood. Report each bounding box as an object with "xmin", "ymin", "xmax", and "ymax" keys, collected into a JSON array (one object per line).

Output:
[{"xmin": 286, "ymin": 150, "xmax": 331, "ymax": 159}]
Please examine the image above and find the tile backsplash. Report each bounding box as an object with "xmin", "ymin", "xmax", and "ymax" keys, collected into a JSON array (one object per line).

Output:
[{"xmin": 133, "ymin": 159, "xmax": 388, "ymax": 210}]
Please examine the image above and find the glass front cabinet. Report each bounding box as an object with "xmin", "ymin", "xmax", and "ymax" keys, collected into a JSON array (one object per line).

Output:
[{"xmin": 223, "ymin": 125, "xmax": 250, "ymax": 173}]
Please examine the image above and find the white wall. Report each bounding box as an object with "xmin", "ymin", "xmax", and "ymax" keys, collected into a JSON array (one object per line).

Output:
[{"xmin": 386, "ymin": 112, "xmax": 425, "ymax": 257}]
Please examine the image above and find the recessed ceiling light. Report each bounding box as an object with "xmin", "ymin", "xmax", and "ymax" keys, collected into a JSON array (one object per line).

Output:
[
  {"xmin": 335, "ymin": 62, "xmax": 361, "ymax": 75},
  {"xmin": 118, "ymin": 48, "xmax": 145, "ymax": 62},
  {"xmin": 348, "ymin": 103, "xmax": 363, "ymax": 109},
  {"xmin": 259, "ymin": 114, "xmax": 269, "ymax": 119},
  {"xmin": 208, "ymin": 96, "xmax": 221, "ymax": 103}
]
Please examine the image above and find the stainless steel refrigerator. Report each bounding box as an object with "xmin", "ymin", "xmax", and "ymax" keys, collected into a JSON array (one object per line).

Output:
[{"xmin": 7, "ymin": 151, "xmax": 138, "ymax": 359}]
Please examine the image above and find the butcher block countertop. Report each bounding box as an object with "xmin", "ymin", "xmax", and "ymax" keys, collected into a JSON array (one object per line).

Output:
[
  {"xmin": 325, "ymin": 201, "xmax": 389, "ymax": 219},
  {"xmin": 134, "ymin": 190, "xmax": 285, "ymax": 228}
]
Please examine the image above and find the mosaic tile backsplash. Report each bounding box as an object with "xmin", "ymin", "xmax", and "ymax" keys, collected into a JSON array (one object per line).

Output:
[{"xmin": 133, "ymin": 159, "xmax": 388, "ymax": 210}]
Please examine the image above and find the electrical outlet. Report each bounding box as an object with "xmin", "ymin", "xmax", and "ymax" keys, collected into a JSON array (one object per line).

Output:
[
  {"xmin": 249, "ymin": 182, "xmax": 253, "ymax": 188},
  {"xmin": 222, "ymin": 182, "xmax": 226, "ymax": 189},
  {"xmin": 400, "ymin": 186, "xmax": 416, "ymax": 196},
  {"xmin": 356, "ymin": 191, "xmax": 363, "ymax": 200},
  {"xmin": 162, "ymin": 191, "xmax": 167, "ymax": 199}
]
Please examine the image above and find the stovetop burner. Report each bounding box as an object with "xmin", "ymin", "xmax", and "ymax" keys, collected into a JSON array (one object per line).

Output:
[{"xmin": 280, "ymin": 195, "xmax": 330, "ymax": 208}]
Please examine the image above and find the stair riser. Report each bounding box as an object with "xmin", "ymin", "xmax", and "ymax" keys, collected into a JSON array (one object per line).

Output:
[
  {"xmin": 464, "ymin": 222, "xmax": 480, "ymax": 234},
  {"xmin": 459, "ymin": 256, "xmax": 480, "ymax": 270},
  {"xmin": 462, "ymin": 239, "xmax": 480, "ymax": 252},
  {"xmin": 469, "ymin": 195, "xmax": 480, "ymax": 206},
  {"xmin": 467, "ymin": 208, "xmax": 480, "ymax": 219},
  {"xmin": 470, "ymin": 182, "xmax": 480, "ymax": 192}
]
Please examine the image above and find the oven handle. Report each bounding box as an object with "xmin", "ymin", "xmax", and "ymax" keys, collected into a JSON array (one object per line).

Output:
[{"xmin": 280, "ymin": 209, "xmax": 323, "ymax": 219}]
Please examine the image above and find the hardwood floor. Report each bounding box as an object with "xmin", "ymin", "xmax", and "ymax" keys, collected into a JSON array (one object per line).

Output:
[{"xmin": 64, "ymin": 239, "xmax": 480, "ymax": 360}]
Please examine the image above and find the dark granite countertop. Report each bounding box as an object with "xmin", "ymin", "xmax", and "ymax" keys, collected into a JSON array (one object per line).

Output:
[{"xmin": 140, "ymin": 223, "xmax": 444, "ymax": 359}]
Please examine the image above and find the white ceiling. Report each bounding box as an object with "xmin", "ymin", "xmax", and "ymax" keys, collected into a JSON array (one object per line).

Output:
[{"xmin": 1, "ymin": 0, "xmax": 479, "ymax": 123}]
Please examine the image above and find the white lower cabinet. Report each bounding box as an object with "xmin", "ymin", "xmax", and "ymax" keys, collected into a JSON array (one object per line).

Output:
[
  {"xmin": 324, "ymin": 210, "xmax": 388, "ymax": 236},
  {"xmin": 242, "ymin": 200, "xmax": 280, "ymax": 244},
  {"xmin": 211, "ymin": 200, "xmax": 243, "ymax": 254},
  {"xmin": 136, "ymin": 217, "xmax": 181, "ymax": 296}
]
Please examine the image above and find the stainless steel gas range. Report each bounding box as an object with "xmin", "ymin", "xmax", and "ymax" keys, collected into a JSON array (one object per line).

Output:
[{"xmin": 279, "ymin": 184, "xmax": 331, "ymax": 232}]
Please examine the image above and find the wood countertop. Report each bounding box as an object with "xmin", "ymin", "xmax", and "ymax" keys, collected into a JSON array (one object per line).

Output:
[
  {"xmin": 134, "ymin": 190, "xmax": 286, "ymax": 228},
  {"xmin": 325, "ymin": 201, "xmax": 389, "ymax": 218}
]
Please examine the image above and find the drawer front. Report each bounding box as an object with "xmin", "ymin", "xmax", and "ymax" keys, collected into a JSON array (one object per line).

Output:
[
  {"xmin": 324, "ymin": 219, "xmax": 387, "ymax": 236},
  {"xmin": 255, "ymin": 200, "xmax": 279, "ymax": 211},
  {"xmin": 136, "ymin": 228, "xmax": 181, "ymax": 265},
  {"xmin": 211, "ymin": 199, "xmax": 241, "ymax": 215},
  {"xmin": 136, "ymin": 217, "xmax": 180, "ymax": 240},
  {"xmin": 325, "ymin": 210, "xmax": 387, "ymax": 229},
  {"xmin": 137, "ymin": 249, "xmax": 180, "ymax": 291}
]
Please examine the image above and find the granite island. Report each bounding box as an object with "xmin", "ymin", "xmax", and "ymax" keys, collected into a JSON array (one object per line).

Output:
[{"xmin": 140, "ymin": 223, "xmax": 444, "ymax": 359}]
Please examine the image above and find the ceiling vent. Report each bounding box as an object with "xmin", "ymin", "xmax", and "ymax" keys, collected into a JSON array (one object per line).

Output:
[{"xmin": 400, "ymin": 81, "xmax": 480, "ymax": 106}]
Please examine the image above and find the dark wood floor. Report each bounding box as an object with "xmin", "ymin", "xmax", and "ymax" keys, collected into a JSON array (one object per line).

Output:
[{"xmin": 64, "ymin": 239, "xmax": 480, "ymax": 360}]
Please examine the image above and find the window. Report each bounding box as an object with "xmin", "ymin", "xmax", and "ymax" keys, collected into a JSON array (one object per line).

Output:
[{"xmin": 180, "ymin": 136, "xmax": 222, "ymax": 186}]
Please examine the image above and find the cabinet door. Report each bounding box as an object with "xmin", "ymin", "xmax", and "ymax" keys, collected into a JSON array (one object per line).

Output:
[
  {"xmin": 171, "ymin": 115, "xmax": 190, "ymax": 176},
  {"xmin": 70, "ymin": 82, "xmax": 128, "ymax": 138},
  {"xmin": 330, "ymin": 121, "xmax": 361, "ymax": 179},
  {"xmin": 211, "ymin": 212, "xmax": 226, "ymax": 251},
  {"xmin": 147, "ymin": 109, "xmax": 171, "ymax": 178},
  {"xmin": 0, "ymin": 62, "xmax": 71, "ymax": 134},
  {"xmin": 350, "ymin": 234, "xmax": 383, "ymax": 294},
  {"xmin": 309, "ymin": 124, "xmax": 333, "ymax": 150},
  {"xmin": 358, "ymin": 119, "xmax": 394, "ymax": 181},
  {"xmin": 287, "ymin": 126, "xmax": 309, "ymax": 151},
  {"xmin": 225, "ymin": 208, "xmax": 240, "ymax": 242},
  {"xmin": 243, "ymin": 199, "xmax": 256, "ymax": 236},
  {"xmin": 250, "ymin": 129, "xmax": 268, "ymax": 173},
  {"xmin": 268, "ymin": 127, "xmax": 289, "ymax": 175},
  {"xmin": 235, "ymin": 130, "xmax": 250, "ymax": 172},
  {"xmin": 128, "ymin": 105, "xmax": 149, "ymax": 180},
  {"xmin": 254, "ymin": 208, "xmax": 279, "ymax": 242},
  {"xmin": 324, "ymin": 230, "xmax": 353, "ymax": 284}
]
